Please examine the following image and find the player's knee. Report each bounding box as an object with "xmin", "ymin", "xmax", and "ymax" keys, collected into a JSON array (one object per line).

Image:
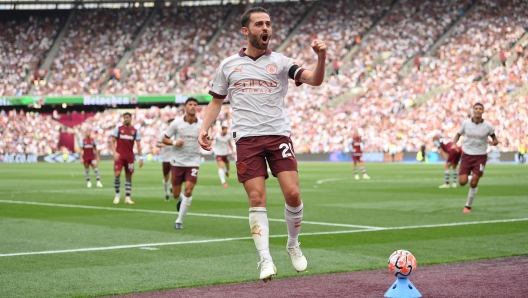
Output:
[
  {"xmin": 247, "ymin": 190, "xmax": 266, "ymax": 206},
  {"xmin": 459, "ymin": 178, "xmax": 467, "ymax": 186},
  {"xmin": 283, "ymin": 188, "xmax": 301, "ymax": 202}
]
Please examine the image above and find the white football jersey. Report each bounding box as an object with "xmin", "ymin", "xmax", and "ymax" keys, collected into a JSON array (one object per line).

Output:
[
  {"xmin": 458, "ymin": 119, "xmax": 495, "ymax": 155},
  {"xmin": 209, "ymin": 48, "xmax": 304, "ymax": 142},
  {"xmin": 213, "ymin": 133, "xmax": 232, "ymax": 156},
  {"xmin": 164, "ymin": 116, "xmax": 203, "ymax": 167}
]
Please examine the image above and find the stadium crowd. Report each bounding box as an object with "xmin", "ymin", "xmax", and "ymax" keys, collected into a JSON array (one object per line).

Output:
[
  {"xmin": 33, "ymin": 8, "xmax": 150, "ymax": 96},
  {"xmin": 0, "ymin": 14, "xmax": 63, "ymax": 96},
  {"xmin": 1, "ymin": 0, "xmax": 527, "ymax": 156}
]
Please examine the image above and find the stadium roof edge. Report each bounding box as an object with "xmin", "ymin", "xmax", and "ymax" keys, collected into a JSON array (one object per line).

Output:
[{"xmin": 0, "ymin": 0, "xmax": 309, "ymax": 5}]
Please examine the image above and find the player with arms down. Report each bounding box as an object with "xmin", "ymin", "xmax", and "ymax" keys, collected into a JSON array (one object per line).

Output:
[
  {"xmin": 350, "ymin": 130, "xmax": 370, "ymax": 180},
  {"xmin": 162, "ymin": 98, "xmax": 203, "ymax": 230},
  {"xmin": 198, "ymin": 7, "xmax": 327, "ymax": 282},
  {"xmin": 79, "ymin": 130, "xmax": 102, "ymax": 188},
  {"xmin": 433, "ymin": 134, "xmax": 462, "ymax": 188},
  {"xmin": 213, "ymin": 126, "xmax": 234, "ymax": 187},
  {"xmin": 453, "ymin": 103, "xmax": 498, "ymax": 212},
  {"xmin": 156, "ymin": 118, "xmax": 175, "ymax": 202},
  {"xmin": 110, "ymin": 112, "xmax": 143, "ymax": 205}
]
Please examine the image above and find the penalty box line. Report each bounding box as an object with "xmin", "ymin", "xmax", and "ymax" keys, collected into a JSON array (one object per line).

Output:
[
  {"xmin": 0, "ymin": 199, "xmax": 379, "ymax": 230},
  {"xmin": 2, "ymin": 217, "xmax": 528, "ymax": 257}
]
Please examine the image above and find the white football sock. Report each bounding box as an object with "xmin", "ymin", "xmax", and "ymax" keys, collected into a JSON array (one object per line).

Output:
[
  {"xmin": 163, "ymin": 180, "xmax": 169, "ymax": 195},
  {"xmin": 218, "ymin": 168, "xmax": 226, "ymax": 184},
  {"xmin": 285, "ymin": 203, "xmax": 303, "ymax": 247},
  {"xmin": 176, "ymin": 194, "xmax": 192, "ymax": 224},
  {"xmin": 249, "ymin": 207, "xmax": 271, "ymax": 260},
  {"xmin": 466, "ymin": 187, "xmax": 478, "ymax": 207}
]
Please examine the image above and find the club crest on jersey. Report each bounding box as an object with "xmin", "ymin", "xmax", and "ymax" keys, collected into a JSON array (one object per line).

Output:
[
  {"xmin": 266, "ymin": 63, "xmax": 277, "ymax": 74},
  {"xmin": 234, "ymin": 66, "xmax": 243, "ymax": 73}
]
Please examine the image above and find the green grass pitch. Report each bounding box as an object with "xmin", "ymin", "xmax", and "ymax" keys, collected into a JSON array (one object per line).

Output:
[{"xmin": 1, "ymin": 161, "xmax": 527, "ymax": 297}]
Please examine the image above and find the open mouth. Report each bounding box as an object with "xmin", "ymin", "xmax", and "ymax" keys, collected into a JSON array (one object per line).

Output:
[{"xmin": 261, "ymin": 34, "xmax": 269, "ymax": 43}]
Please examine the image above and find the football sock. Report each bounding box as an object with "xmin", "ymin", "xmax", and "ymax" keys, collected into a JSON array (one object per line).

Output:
[
  {"xmin": 249, "ymin": 207, "xmax": 271, "ymax": 260},
  {"xmin": 444, "ymin": 170, "xmax": 450, "ymax": 184},
  {"xmin": 125, "ymin": 179, "xmax": 131, "ymax": 197},
  {"xmin": 176, "ymin": 194, "xmax": 192, "ymax": 224},
  {"xmin": 353, "ymin": 167, "xmax": 358, "ymax": 175},
  {"xmin": 85, "ymin": 168, "xmax": 90, "ymax": 181},
  {"xmin": 218, "ymin": 168, "xmax": 226, "ymax": 184},
  {"xmin": 94, "ymin": 168, "xmax": 100, "ymax": 181},
  {"xmin": 285, "ymin": 203, "xmax": 303, "ymax": 247},
  {"xmin": 361, "ymin": 166, "xmax": 367, "ymax": 174},
  {"xmin": 452, "ymin": 170, "xmax": 458, "ymax": 184},
  {"xmin": 163, "ymin": 180, "xmax": 169, "ymax": 195},
  {"xmin": 466, "ymin": 187, "xmax": 478, "ymax": 208},
  {"xmin": 468, "ymin": 175, "xmax": 472, "ymax": 184},
  {"xmin": 114, "ymin": 177, "xmax": 120, "ymax": 194}
]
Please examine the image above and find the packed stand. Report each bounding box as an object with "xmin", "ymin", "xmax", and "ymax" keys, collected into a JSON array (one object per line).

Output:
[
  {"xmin": 0, "ymin": 109, "xmax": 61, "ymax": 155},
  {"xmin": 107, "ymin": 5, "xmax": 231, "ymax": 95},
  {"xmin": 180, "ymin": 1, "xmax": 315, "ymax": 94},
  {"xmin": 0, "ymin": 14, "xmax": 64, "ymax": 96},
  {"xmin": 34, "ymin": 8, "xmax": 150, "ymax": 96}
]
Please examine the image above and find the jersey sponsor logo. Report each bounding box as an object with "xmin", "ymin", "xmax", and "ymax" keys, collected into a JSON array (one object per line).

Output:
[
  {"xmin": 234, "ymin": 66, "xmax": 243, "ymax": 73},
  {"xmin": 234, "ymin": 79, "xmax": 278, "ymax": 88},
  {"xmin": 119, "ymin": 134, "xmax": 135, "ymax": 140},
  {"xmin": 234, "ymin": 79, "xmax": 279, "ymax": 94},
  {"xmin": 266, "ymin": 63, "xmax": 277, "ymax": 74}
]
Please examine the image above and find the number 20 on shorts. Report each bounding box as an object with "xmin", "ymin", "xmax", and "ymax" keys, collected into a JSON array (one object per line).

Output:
[{"xmin": 280, "ymin": 143, "xmax": 295, "ymax": 158}]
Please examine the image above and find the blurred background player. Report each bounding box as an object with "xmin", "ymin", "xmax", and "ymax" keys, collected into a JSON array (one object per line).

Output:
[
  {"xmin": 518, "ymin": 142, "xmax": 526, "ymax": 164},
  {"xmin": 156, "ymin": 118, "xmax": 175, "ymax": 201},
  {"xmin": 212, "ymin": 126, "xmax": 234, "ymax": 187},
  {"xmin": 453, "ymin": 103, "xmax": 498, "ymax": 213},
  {"xmin": 350, "ymin": 130, "xmax": 370, "ymax": 180},
  {"xmin": 162, "ymin": 98, "xmax": 202, "ymax": 230},
  {"xmin": 110, "ymin": 112, "xmax": 143, "ymax": 205},
  {"xmin": 433, "ymin": 134, "xmax": 462, "ymax": 188},
  {"xmin": 79, "ymin": 130, "xmax": 102, "ymax": 188}
]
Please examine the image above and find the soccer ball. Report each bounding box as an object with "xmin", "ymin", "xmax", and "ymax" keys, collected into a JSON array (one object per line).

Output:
[{"xmin": 388, "ymin": 249, "xmax": 417, "ymax": 278}]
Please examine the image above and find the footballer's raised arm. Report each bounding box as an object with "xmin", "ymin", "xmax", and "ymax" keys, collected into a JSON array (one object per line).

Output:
[{"xmin": 298, "ymin": 39, "xmax": 327, "ymax": 86}]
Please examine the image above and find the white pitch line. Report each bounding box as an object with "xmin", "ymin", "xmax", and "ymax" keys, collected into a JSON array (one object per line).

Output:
[
  {"xmin": 0, "ymin": 200, "xmax": 379, "ymax": 229},
  {"xmin": 2, "ymin": 217, "xmax": 528, "ymax": 257}
]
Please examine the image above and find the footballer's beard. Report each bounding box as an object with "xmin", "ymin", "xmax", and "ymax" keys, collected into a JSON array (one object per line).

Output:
[{"xmin": 248, "ymin": 32, "xmax": 269, "ymax": 50}]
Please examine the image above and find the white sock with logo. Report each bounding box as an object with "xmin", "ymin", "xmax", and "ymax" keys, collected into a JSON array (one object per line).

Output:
[
  {"xmin": 249, "ymin": 207, "xmax": 271, "ymax": 260},
  {"xmin": 285, "ymin": 203, "xmax": 303, "ymax": 247}
]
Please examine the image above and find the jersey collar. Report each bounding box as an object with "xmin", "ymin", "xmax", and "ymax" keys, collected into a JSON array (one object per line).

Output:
[
  {"xmin": 471, "ymin": 117, "xmax": 484, "ymax": 124},
  {"xmin": 239, "ymin": 47, "xmax": 271, "ymax": 61},
  {"xmin": 183, "ymin": 115, "xmax": 198, "ymax": 124}
]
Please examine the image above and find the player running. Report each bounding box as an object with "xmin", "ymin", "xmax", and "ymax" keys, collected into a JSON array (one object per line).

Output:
[
  {"xmin": 433, "ymin": 134, "xmax": 462, "ymax": 188},
  {"xmin": 198, "ymin": 7, "xmax": 327, "ymax": 282},
  {"xmin": 110, "ymin": 112, "xmax": 143, "ymax": 205},
  {"xmin": 156, "ymin": 118, "xmax": 175, "ymax": 202},
  {"xmin": 213, "ymin": 126, "xmax": 234, "ymax": 187},
  {"xmin": 350, "ymin": 130, "xmax": 370, "ymax": 180},
  {"xmin": 79, "ymin": 130, "xmax": 102, "ymax": 188},
  {"xmin": 453, "ymin": 103, "xmax": 498, "ymax": 213},
  {"xmin": 162, "ymin": 98, "xmax": 203, "ymax": 230}
]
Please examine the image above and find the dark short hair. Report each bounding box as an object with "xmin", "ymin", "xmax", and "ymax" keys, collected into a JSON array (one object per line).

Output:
[
  {"xmin": 185, "ymin": 97, "xmax": 198, "ymax": 105},
  {"xmin": 473, "ymin": 102, "xmax": 484, "ymax": 108},
  {"xmin": 241, "ymin": 7, "xmax": 270, "ymax": 28},
  {"xmin": 123, "ymin": 112, "xmax": 132, "ymax": 117},
  {"xmin": 221, "ymin": 126, "xmax": 228, "ymax": 130},
  {"xmin": 167, "ymin": 118, "xmax": 175, "ymax": 123}
]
